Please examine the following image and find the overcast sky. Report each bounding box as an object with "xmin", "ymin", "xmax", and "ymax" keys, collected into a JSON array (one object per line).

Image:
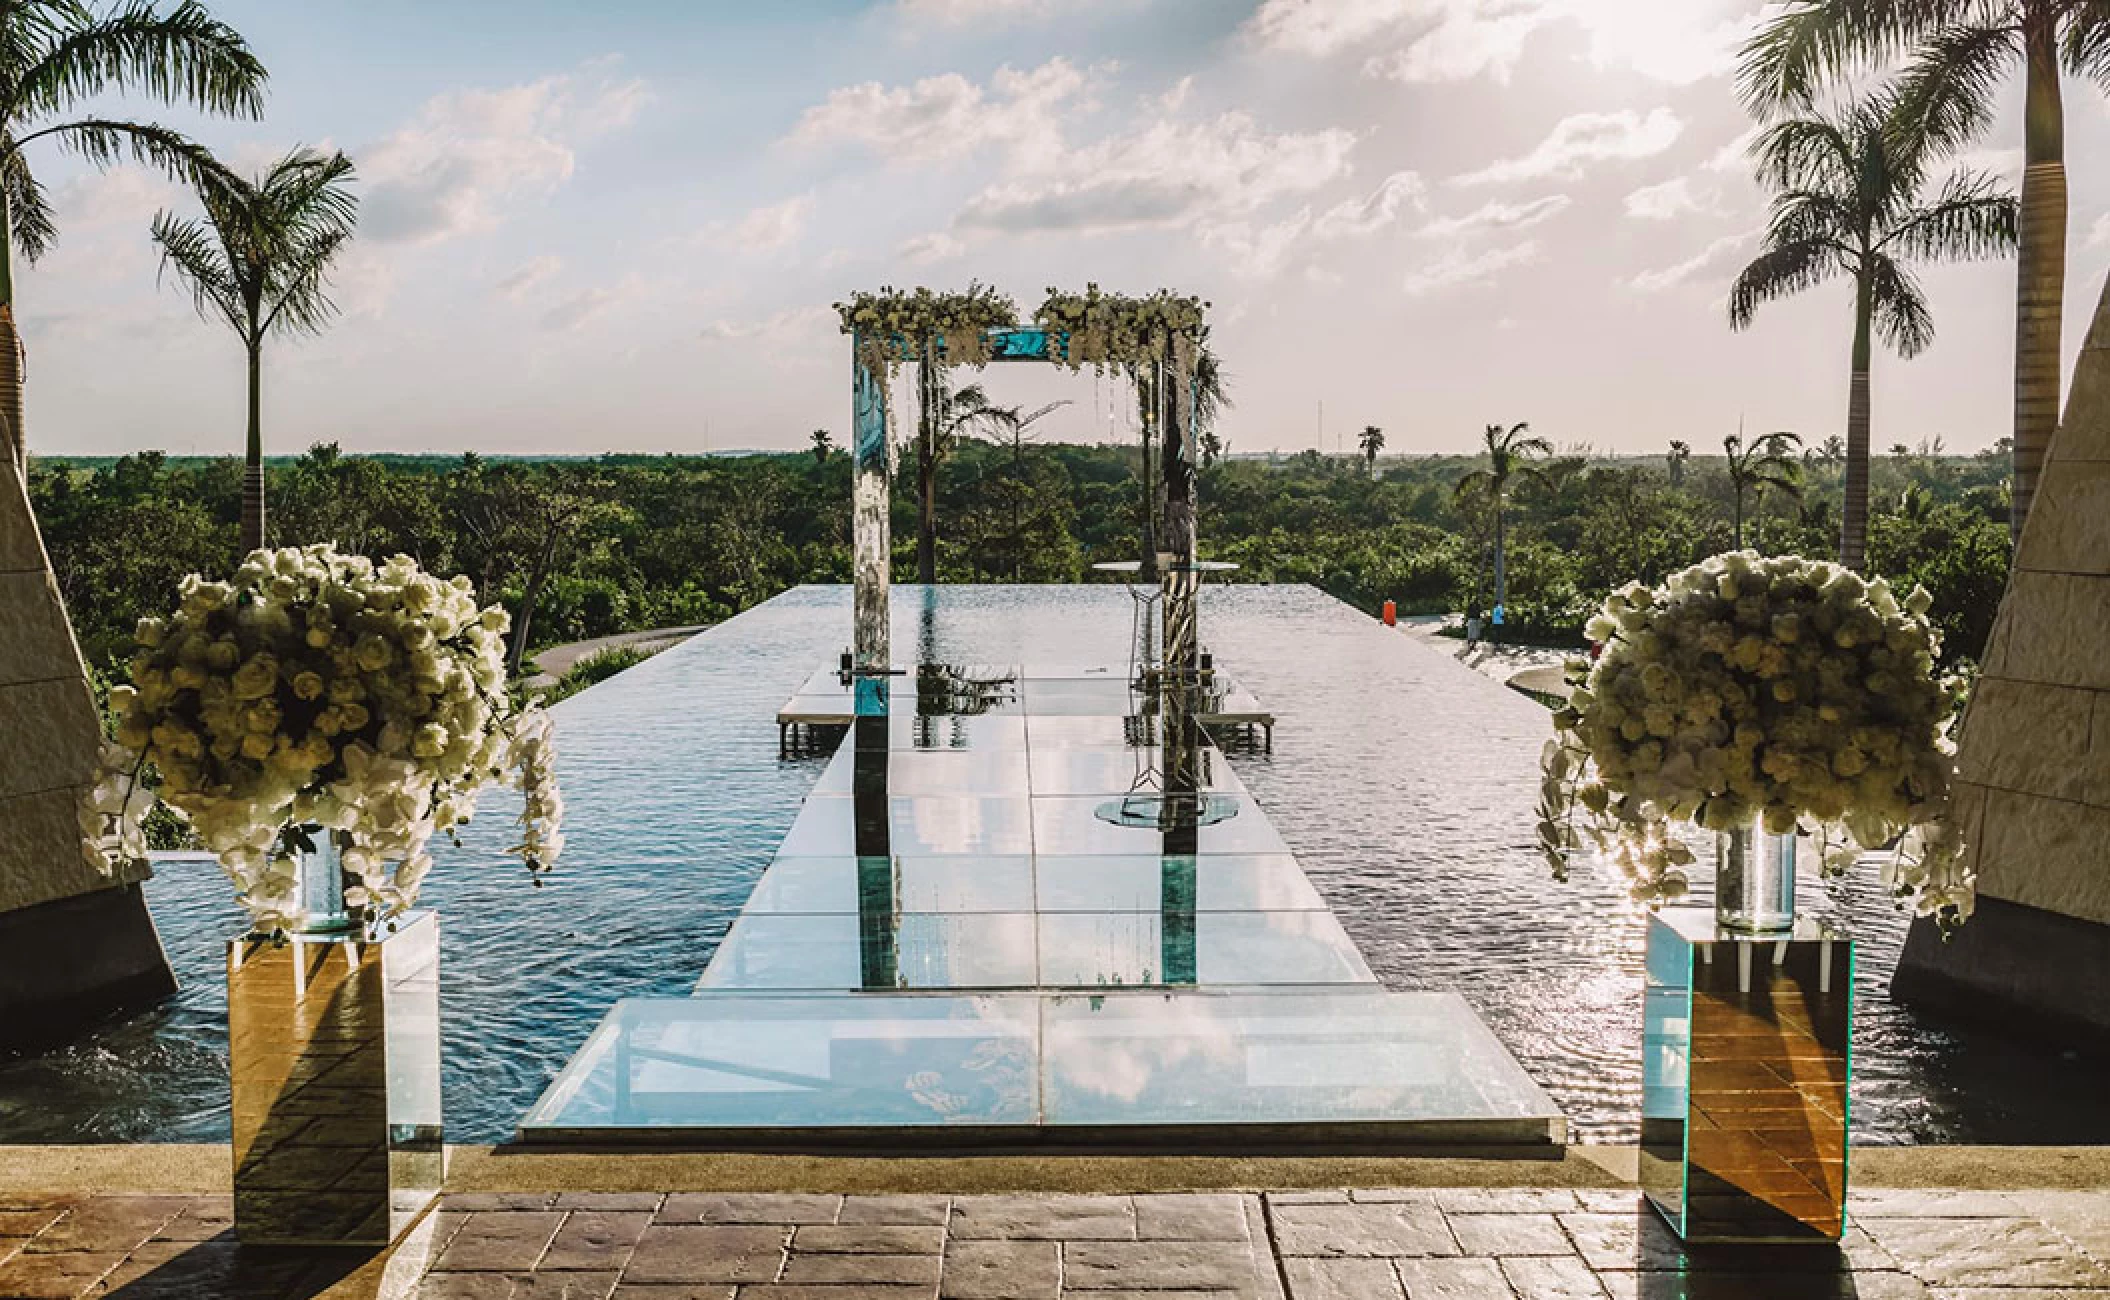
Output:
[{"xmin": 20, "ymin": 0, "xmax": 2110, "ymax": 460}]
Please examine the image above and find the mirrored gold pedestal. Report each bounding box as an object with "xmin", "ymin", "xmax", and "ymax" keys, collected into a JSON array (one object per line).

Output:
[
  {"xmin": 229, "ymin": 911, "xmax": 443, "ymax": 1247},
  {"xmin": 1641, "ymin": 909, "xmax": 1851, "ymax": 1244}
]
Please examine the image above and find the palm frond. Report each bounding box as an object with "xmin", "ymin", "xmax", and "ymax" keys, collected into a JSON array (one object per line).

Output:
[
  {"xmin": 2067, "ymin": 4, "xmax": 2110, "ymax": 86},
  {"xmin": 1751, "ymin": 114, "xmax": 1859, "ymax": 191},
  {"xmin": 13, "ymin": 117, "xmax": 230, "ymax": 189},
  {"xmin": 149, "ymin": 208, "xmax": 245, "ymax": 334},
  {"xmin": 14, "ymin": 0, "xmax": 267, "ymax": 121},
  {"xmin": 1881, "ymin": 168, "xmax": 2018, "ymax": 260},
  {"xmin": 1889, "ymin": 22, "xmax": 2020, "ymax": 159},
  {"xmin": 1737, "ymin": 0, "xmax": 1954, "ymax": 114},
  {"xmin": 259, "ymin": 228, "xmax": 349, "ymax": 337},
  {"xmin": 1764, "ymin": 188, "xmax": 1856, "ymax": 250},
  {"xmin": 1868, "ymin": 254, "xmax": 1936, "ymax": 357},
  {"xmin": 1729, "ymin": 239, "xmax": 1837, "ymax": 330},
  {"xmin": 1453, "ymin": 468, "xmax": 1494, "ymax": 502},
  {"xmin": 2, "ymin": 149, "xmax": 57, "ymax": 262}
]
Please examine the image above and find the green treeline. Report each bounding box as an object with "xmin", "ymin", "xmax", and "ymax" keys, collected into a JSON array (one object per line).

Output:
[{"xmin": 29, "ymin": 437, "xmax": 2012, "ymax": 673}]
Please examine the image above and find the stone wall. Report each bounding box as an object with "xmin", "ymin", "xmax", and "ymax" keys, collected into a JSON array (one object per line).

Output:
[
  {"xmin": 1952, "ymin": 273, "xmax": 2110, "ymax": 926},
  {"xmin": 0, "ymin": 465, "xmax": 168, "ymax": 1047},
  {"xmin": 1893, "ymin": 272, "xmax": 2110, "ymax": 1043}
]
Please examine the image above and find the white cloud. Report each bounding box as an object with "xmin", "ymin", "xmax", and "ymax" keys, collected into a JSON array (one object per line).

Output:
[
  {"xmin": 1453, "ymin": 107, "xmax": 1682, "ymax": 186},
  {"xmin": 1418, "ymin": 193, "xmax": 1570, "ymax": 237},
  {"xmin": 1198, "ymin": 210, "xmax": 1314, "ymax": 278},
  {"xmin": 362, "ymin": 64, "xmax": 648, "ymax": 245},
  {"xmin": 1312, "ymin": 171, "xmax": 1426, "ymax": 237},
  {"xmin": 699, "ymin": 304, "xmax": 837, "ymax": 345},
  {"xmin": 787, "ymin": 57, "xmax": 1088, "ymax": 166},
  {"xmin": 705, "ymin": 195, "xmax": 814, "ymax": 254},
  {"xmin": 1247, "ymin": 0, "xmax": 1756, "ymax": 86},
  {"xmin": 1951, "ymin": 146, "xmax": 2025, "ymax": 186},
  {"xmin": 1628, "ymin": 233, "xmax": 1746, "ymax": 292},
  {"xmin": 497, "ymin": 256, "xmax": 564, "ymax": 300},
  {"xmin": 1704, "ymin": 126, "xmax": 1760, "ymax": 174},
  {"xmin": 540, "ymin": 286, "xmax": 622, "ymax": 332},
  {"xmin": 954, "ymin": 111, "xmax": 1355, "ymax": 236},
  {"xmin": 1403, "ymin": 239, "xmax": 1540, "ymax": 295},
  {"xmin": 1624, "ymin": 177, "xmax": 1714, "ymax": 220},
  {"xmin": 899, "ymin": 231, "xmax": 966, "ymax": 264},
  {"xmin": 893, "ymin": 0, "xmax": 1131, "ymax": 22},
  {"xmin": 2090, "ymin": 213, "xmax": 2110, "ymax": 248}
]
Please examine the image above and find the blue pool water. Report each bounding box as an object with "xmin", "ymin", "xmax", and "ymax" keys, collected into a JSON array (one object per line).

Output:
[{"xmin": 1, "ymin": 584, "xmax": 2103, "ymax": 1145}]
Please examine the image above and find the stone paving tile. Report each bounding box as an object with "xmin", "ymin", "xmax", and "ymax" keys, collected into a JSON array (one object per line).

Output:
[
  {"xmin": 1346, "ymin": 1190, "xmax": 1437, "ymax": 1205},
  {"xmin": 433, "ymin": 1211, "xmax": 568, "ymax": 1272},
  {"xmin": 606, "ymin": 1286, "xmax": 736, "ymax": 1300},
  {"xmin": 1394, "ymin": 1257, "xmax": 1512, "ymax": 1300},
  {"xmin": 0, "ymin": 1248, "xmax": 124, "ymax": 1299},
  {"xmin": 413, "ymin": 1273, "xmax": 521, "ymax": 1299},
  {"xmin": 790, "ymin": 1224, "xmax": 945, "ymax": 1254},
  {"xmin": 555, "ymin": 1194, "xmax": 667, "ymax": 1212},
  {"xmin": 150, "ymin": 1195, "xmax": 235, "ymax": 1242},
  {"xmin": 940, "ymin": 1239, "xmax": 1060, "ymax": 1299},
  {"xmin": 1060, "ymin": 1239, "xmax": 1262, "ymax": 1291},
  {"xmin": 1280, "ymin": 1257, "xmax": 1403, "ymax": 1300},
  {"xmin": 542, "ymin": 1211, "xmax": 653, "ymax": 1271},
  {"xmin": 779, "ymin": 1250, "xmax": 941, "ymax": 1284},
  {"xmin": 738, "ymin": 1289, "xmax": 934, "ymax": 1300},
  {"xmin": 1134, "ymin": 1194, "xmax": 1251, "ymax": 1242},
  {"xmin": 1270, "ymin": 1201, "xmax": 1457, "ymax": 1259},
  {"xmin": 23, "ymin": 1195, "xmax": 189, "ymax": 1254},
  {"xmin": 1445, "ymin": 1211, "xmax": 1574, "ymax": 1256},
  {"xmin": 1268, "ymin": 1191, "xmax": 1352, "ymax": 1205},
  {"xmin": 621, "ymin": 1224, "xmax": 788, "ymax": 1285},
  {"xmin": 1501, "ymin": 1254, "xmax": 1609, "ymax": 1300},
  {"xmin": 1432, "ymin": 1188, "xmax": 1583, "ymax": 1215},
  {"xmin": 1555, "ymin": 1212, "xmax": 1692, "ymax": 1272},
  {"xmin": 1855, "ymin": 1216, "xmax": 2110, "ymax": 1290},
  {"xmin": 948, "ymin": 1196, "xmax": 1135, "ymax": 1241},
  {"xmin": 443, "ymin": 1194, "xmax": 565, "ymax": 1212},
  {"xmin": 512, "ymin": 1270, "xmax": 622, "ymax": 1299},
  {"xmin": 657, "ymin": 1194, "xmax": 840, "ymax": 1225},
  {"xmin": 1597, "ymin": 1269, "xmax": 1932, "ymax": 1298},
  {"xmin": 1573, "ymin": 1192, "xmax": 1642, "ymax": 1214},
  {"xmin": 1846, "ymin": 1191, "xmax": 2023, "ymax": 1219},
  {"xmin": 2006, "ymin": 1190, "xmax": 2110, "ymax": 1265},
  {"xmin": 837, "ymin": 1195, "xmax": 951, "ymax": 1226}
]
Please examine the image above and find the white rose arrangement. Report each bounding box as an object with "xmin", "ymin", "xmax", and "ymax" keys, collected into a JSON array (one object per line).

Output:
[
  {"xmin": 1538, "ymin": 550, "xmax": 1972, "ymax": 930},
  {"xmin": 835, "ymin": 283, "xmax": 1019, "ymax": 375},
  {"xmin": 1033, "ymin": 285, "xmax": 1208, "ymax": 372},
  {"xmin": 81, "ymin": 544, "xmax": 566, "ymax": 935}
]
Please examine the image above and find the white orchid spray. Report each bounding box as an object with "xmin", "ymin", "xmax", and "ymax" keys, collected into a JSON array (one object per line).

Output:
[
  {"xmin": 1539, "ymin": 550, "xmax": 1972, "ymax": 931},
  {"xmin": 81, "ymin": 544, "xmax": 566, "ymax": 935}
]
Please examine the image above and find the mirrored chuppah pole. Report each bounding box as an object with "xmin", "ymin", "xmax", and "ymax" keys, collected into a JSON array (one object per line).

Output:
[{"xmin": 851, "ymin": 341, "xmax": 891, "ymax": 714}]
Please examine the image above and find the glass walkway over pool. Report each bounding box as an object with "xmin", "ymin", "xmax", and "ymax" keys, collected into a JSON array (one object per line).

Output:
[{"xmin": 520, "ymin": 649, "xmax": 1564, "ymax": 1150}]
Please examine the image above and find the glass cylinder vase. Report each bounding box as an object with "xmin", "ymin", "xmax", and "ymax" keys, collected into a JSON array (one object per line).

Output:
[
  {"xmin": 1715, "ymin": 816, "xmax": 1797, "ymax": 934},
  {"xmin": 294, "ymin": 827, "xmax": 358, "ymax": 936}
]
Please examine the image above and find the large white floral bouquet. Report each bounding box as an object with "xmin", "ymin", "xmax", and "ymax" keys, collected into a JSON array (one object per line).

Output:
[
  {"xmin": 82, "ymin": 544, "xmax": 565, "ymax": 935},
  {"xmin": 1033, "ymin": 285, "xmax": 1207, "ymax": 372},
  {"xmin": 835, "ymin": 283, "xmax": 1018, "ymax": 374},
  {"xmin": 1538, "ymin": 551, "xmax": 1971, "ymax": 928}
]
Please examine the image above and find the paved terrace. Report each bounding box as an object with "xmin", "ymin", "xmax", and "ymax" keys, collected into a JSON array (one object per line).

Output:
[{"xmin": 1, "ymin": 1148, "xmax": 2108, "ymax": 1299}]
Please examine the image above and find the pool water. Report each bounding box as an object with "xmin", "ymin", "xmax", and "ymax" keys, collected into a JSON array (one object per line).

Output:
[{"xmin": 2, "ymin": 584, "xmax": 2102, "ymax": 1145}]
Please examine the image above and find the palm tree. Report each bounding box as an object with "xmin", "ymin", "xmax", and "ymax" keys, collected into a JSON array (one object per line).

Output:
[
  {"xmin": 809, "ymin": 428, "xmax": 832, "ymax": 466},
  {"xmin": 1729, "ymin": 96, "xmax": 2015, "ymax": 571},
  {"xmin": 1453, "ymin": 421, "xmax": 1551, "ymax": 625},
  {"xmin": 1666, "ymin": 439, "xmax": 1692, "ymax": 489},
  {"xmin": 1357, "ymin": 424, "xmax": 1385, "ymax": 477},
  {"xmin": 152, "ymin": 148, "xmax": 357, "ymax": 551},
  {"xmin": 1724, "ymin": 429, "xmax": 1805, "ymax": 548},
  {"xmin": 1739, "ymin": 0, "xmax": 2110, "ymax": 548},
  {"xmin": 915, "ymin": 380, "xmax": 1017, "ymax": 582},
  {"xmin": 0, "ymin": 0, "xmax": 267, "ymax": 477}
]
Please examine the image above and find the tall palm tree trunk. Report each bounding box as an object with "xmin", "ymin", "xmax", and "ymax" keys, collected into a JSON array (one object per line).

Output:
[
  {"xmin": 916, "ymin": 358, "xmax": 937, "ymax": 584},
  {"xmin": 240, "ymin": 340, "xmax": 265, "ymax": 552},
  {"xmin": 1842, "ymin": 274, "xmax": 1874, "ymax": 570},
  {"xmin": 2011, "ymin": 17, "xmax": 2066, "ymax": 546},
  {"xmin": 1492, "ymin": 496, "xmax": 1507, "ymax": 635},
  {"xmin": 1733, "ymin": 486, "xmax": 1745, "ymax": 549},
  {"xmin": 0, "ymin": 193, "xmax": 23, "ymax": 481}
]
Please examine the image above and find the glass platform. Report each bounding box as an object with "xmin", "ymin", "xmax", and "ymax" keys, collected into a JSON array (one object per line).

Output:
[{"xmin": 520, "ymin": 662, "xmax": 1564, "ymax": 1148}]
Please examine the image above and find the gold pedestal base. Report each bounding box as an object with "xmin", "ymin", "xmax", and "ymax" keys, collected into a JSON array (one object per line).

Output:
[
  {"xmin": 1641, "ymin": 909, "xmax": 1851, "ymax": 1244},
  {"xmin": 229, "ymin": 911, "xmax": 443, "ymax": 1246}
]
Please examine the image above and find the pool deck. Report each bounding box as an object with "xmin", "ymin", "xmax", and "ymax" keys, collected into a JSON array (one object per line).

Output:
[
  {"xmin": 3, "ymin": 1145, "xmax": 2107, "ymax": 1298},
  {"xmin": 523, "ymin": 662, "xmax": 1562, "ymax": 1149}
]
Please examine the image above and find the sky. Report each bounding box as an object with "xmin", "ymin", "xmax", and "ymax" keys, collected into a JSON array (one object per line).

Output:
[{"xmin": 19, "ymin": 0, "xmax": 2110, "ymax": 460}]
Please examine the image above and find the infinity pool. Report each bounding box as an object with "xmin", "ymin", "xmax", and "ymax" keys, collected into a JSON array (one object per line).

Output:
[{"xmin": 2, "ymin": 584, "xmax": 2102, "ymax": 1145}]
